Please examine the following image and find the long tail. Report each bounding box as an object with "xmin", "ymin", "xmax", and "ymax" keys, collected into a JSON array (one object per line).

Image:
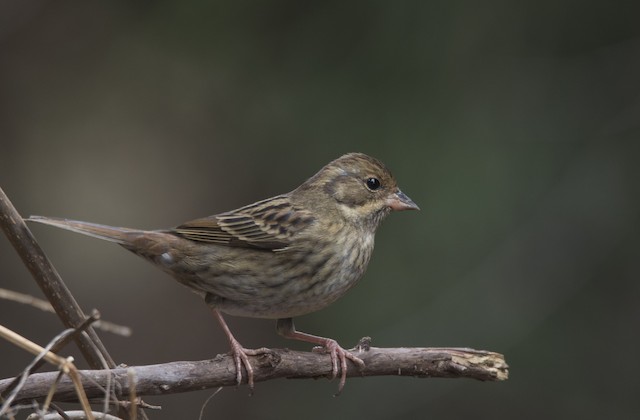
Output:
[{"xmin": 26, "ymin": 216, "xmax": 144, "ymax": 245}]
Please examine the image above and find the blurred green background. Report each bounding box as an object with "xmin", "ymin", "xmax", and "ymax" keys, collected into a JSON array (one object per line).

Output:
[{"xmin": 1, "ymin": 1, "xmax": 639, "ymax": 419}]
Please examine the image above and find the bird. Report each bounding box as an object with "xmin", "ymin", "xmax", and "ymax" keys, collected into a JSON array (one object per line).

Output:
[{"xmin": 27, "ymin": 152, "xmax": 419, "ymax": 393}]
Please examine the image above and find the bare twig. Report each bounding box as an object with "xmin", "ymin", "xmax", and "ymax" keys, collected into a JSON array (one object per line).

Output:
[
  {"xmin": 0, "ymin": 288, "xmax": 132, "ymax": 337},
  {"xmin": 0, "ymin": 187, "xmax": 115, "ymax": 370},
  {"xmin": 0, "ymin": 325, "xmax": 94, "ymax": 420},
  {"xmin": 127, "ymin": 369, "xmax": 137, "ymax": 420},
  {"xmin": 199, "ymin": 387, "xmax": 223, "ymax": 420},
  {"xmin": 1, "ymin": 345, "xmax": 508, "ymax": 404},
  {"xmin": 0, "ymin": 309, "xmax": 103, "ymax": 400}
]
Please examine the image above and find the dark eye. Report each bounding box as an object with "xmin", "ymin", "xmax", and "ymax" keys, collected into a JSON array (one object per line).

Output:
[{"xmin": 366, "ymin": 177, "xmax": 381, "ymax": 191}]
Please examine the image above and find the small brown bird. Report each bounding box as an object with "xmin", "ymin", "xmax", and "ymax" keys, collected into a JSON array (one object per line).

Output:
[{"xmin": 27, "ymin": 153, "xmax": 418, "ymax": 393}]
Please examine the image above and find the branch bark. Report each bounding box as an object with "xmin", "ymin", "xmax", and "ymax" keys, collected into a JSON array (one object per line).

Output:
[{"xmin": 2, "ymin": 344, "xmax": 508, "ymax": 404}]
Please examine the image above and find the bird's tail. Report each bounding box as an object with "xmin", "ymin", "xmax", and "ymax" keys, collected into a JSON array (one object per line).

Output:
[{"xmin": 26, "ymin": 216, "xmax": 143, "ymax": 245}]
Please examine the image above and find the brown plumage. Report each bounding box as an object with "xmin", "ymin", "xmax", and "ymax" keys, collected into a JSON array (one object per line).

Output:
[{"xmin": 27, "ymin": 152, "xmax": 419, "ymax": 393}]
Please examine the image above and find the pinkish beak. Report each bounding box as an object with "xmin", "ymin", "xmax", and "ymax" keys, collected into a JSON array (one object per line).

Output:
[{"xmin": 386, "ymin": 190, "xmax": 420, "ymax": 211}]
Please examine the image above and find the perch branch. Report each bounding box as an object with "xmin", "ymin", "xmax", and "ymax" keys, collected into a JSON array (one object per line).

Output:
[{"xmin": 1, "ymin": 344, "xmax": 508, "ymax": 404}]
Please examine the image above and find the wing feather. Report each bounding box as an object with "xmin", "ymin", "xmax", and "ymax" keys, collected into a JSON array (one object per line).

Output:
[{"xmin": 172, "ymin": 195, "xmax": 314, "ymax": 250}]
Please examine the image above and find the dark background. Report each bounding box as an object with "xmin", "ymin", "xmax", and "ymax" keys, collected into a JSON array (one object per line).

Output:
[{"xmin": 1, "ymin": 1, "xmax": 639, "ymax": 419}]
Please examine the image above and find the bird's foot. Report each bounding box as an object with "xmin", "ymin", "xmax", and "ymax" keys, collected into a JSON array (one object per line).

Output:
[
  {"xmin": 226, "ymin": 336, "xmax": 271, "ymax": 393},
  {"xmin": 312, "ymin": 339, "xmax": 366, "ymax": 395}
]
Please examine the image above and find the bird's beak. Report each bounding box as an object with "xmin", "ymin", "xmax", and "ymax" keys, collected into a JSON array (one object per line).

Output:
[{"xmin": 386, "ymin": 190, "xmax": 420, "ymax": 211}]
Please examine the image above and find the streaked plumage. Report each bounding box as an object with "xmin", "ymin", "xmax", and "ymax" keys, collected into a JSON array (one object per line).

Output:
[{"xmin": 27, "ymin": 152, "xmax": 418, "ymax": 393}]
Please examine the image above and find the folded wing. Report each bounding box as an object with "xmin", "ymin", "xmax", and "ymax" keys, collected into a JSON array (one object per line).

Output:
[{"xmin": 172, "ymin": 195, "xmax": 315, "ymax": 251}]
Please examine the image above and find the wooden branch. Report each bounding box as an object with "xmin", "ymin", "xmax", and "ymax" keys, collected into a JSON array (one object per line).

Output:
[
  {"xmin": 2, "ymin": 344, "xmax": 508, "ymax": 404},
  {"xmin": 0, "ymin": 187, "xmax": 115, "ymax": 370}
]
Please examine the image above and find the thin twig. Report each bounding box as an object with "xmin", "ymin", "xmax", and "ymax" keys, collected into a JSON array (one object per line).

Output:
[
  {"xmin": 0, "ymin": 311, "xmax": 102, "ymax": 400},
  {"xmin": 0, "ymin": 325, "xmax": 94, "ymax": 420},
  {"xmin": 127, "ymin": 369, "xmax": 137, "ymax": 420},
  {"xmin": 42, "ymin": 371, "xmax": 65, "ymax": 414},
  {"xmin": 0, "ymin": 288, "xmax": 132, "ymax": 337},
  {"xmin": 199, "ymin": 387, "xmax": 223, "ymax": 420}
]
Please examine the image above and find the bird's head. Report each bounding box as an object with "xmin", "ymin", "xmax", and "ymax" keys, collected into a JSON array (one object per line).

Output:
[{"xmin": 295, "ymin": 153, "xmax": 419, "ymax": 229}]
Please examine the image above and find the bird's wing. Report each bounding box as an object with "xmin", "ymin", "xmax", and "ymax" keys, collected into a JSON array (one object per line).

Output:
[{"xmin": 172, "ymin": 195, "xmax": 315, "ymax": 250}]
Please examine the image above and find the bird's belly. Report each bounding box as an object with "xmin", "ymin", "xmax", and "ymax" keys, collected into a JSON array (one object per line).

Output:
[{"xmin": 168, "ymin": 240, "xmax": 373, "ymax": 319}]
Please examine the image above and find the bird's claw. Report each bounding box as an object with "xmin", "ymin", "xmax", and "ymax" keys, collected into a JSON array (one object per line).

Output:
[
  {"xmin": 312, "ymin": 339, "xmax": 365, "ymax": 395},
  {"xmin": 227, "ymin": 338, "xmax": 271, "ymax": 393}
]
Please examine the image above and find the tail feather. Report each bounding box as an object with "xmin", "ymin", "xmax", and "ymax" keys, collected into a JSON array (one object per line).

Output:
[{"xmin": 26, "ymin": 216, "xmax": 142, "ymax": 245}]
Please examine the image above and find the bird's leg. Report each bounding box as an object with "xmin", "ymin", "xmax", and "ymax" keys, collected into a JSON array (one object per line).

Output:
[
  {"xmin": 209, "ymin": 306, "xmax": 269, "ymax": 392},
  {"xmin": 276, "ymin": 318, "xmax": 365, "ymax": 394}
]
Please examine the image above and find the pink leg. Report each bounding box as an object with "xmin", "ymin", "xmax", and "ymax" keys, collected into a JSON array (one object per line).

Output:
[
  {"xmin": 212, "ymin": 309, "xmax": 269, "ymax": 391},
  {"xmin": 276, "ymin": 318, "xmax": 365, "ymax": 394}
]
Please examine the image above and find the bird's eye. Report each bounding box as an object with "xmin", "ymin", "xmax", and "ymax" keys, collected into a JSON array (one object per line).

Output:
[{"xmin": 365, "ymin": 177, "xmax": 381, "ymax": 191}]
